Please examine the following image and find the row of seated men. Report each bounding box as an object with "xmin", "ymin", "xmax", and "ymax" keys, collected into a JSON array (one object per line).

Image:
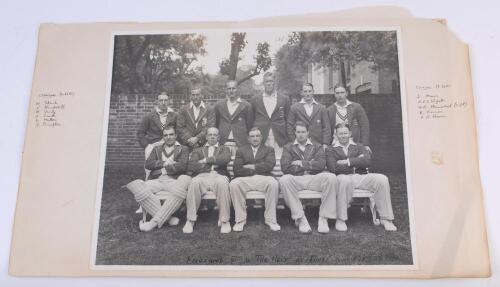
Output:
[
  {"xmin": 124, "ymin": 121, "xmax": 397, "ymax": 234},
  {"xmin": 137, "ymin": 72, "xmax": 371, "ymax": 162}
]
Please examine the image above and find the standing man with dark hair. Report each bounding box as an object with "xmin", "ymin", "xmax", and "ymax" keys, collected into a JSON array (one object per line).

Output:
[
  {"xmin": 183, "ymin": 127, "xmax": 233, "ymax": 234},
  {"xmin": 124, "ymin": 126, "xmax": 191, "ymax": 232},
  {"xmin": 229, "ymin": 127, "xmax": 281, "ymax": 232},
  {"xmin": 137, "ymin": 93, "xmax": 178, "ymax": 161},
  {"xmin": 177, "ymin": 86, "xmax": 213, "ymax": 150},
  {"xmin": 326, "ymin": 85, "xmax": 370, "ymax": 151},
  {"xmin": 280, "ymin": 121, "xmax": 345, "ymax": 234},
  {"xmin": 212, "ymin": 80, "xmax": 253, "ymax": 156},
  {"xmin": 250, "ymin": 72, "xmax": 290, "ymax": 158},
  {"xmin": 326, "ymin": 123, "xmax": 396, "ymax": 231},
  {"xmin": 287, "ymin": 83, "xmax": 331, "ymax": 148}
]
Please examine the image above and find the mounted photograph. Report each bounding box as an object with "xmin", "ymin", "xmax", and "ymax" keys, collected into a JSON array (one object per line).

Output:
[{"xmin": 91, "ymin": 28, "xmax": 416, "ymax": 268}]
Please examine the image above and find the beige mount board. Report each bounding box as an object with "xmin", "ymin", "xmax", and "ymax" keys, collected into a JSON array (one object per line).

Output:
[{"xmin": 9, "ymin": 7, "xmax": 490, "ymax": 278}]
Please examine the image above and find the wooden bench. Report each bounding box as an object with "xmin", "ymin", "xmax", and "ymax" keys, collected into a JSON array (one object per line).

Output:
[{"xmin": 141, "ymin": 157, "xmax": 380, "ymax": 226}]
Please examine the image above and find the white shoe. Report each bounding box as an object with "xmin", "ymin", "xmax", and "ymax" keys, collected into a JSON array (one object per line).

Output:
[
  {"xmin": 335, "ymin": 219, "xmax": 347, "ymax": 232},
  {"xmin": 139, "ymin": 220, "xmax": 157, "ymax": 232},
  {"xmin": 298, "ymin": 216, "xmax": 312, "ymax": 234},
  {"xmin": 168, "ymin": 216, "xmax": 179, "ymax": 226},
  {"xmin": 265, "ymin": 221, "xmax": 281, "ymax": 231},
  {"xmin": 381, "ymin": 220, "xmax": 397, "ymax": 231},
  {"xmin": 232, "ymin": 220, "xmax": 246, "ymax": 232},
  {"xmin": 182, "ymin": 220, "xmax": 194, "ymax": 234},
  {"xmin": 220, "ymin": 221, "xmax": 231, "ymax": 233},
  {"xmin": 135, "ymin": 206, "xmax": 143, "ymax": 214},
  {"xmin": 318, "ymin": 216, "xmax": 330, "ymax": 233}
]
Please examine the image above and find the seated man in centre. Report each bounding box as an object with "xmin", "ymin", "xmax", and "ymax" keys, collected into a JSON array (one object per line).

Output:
[
  {"xmin": 183, "ymin": 127, "xmax": 232, "ymax": 234},
  {"xmin": 229, "ymin": 127, "xmax": 281, "ymax": 232},
  {"xmin": 124, "ymin": 125, "xmax": 191, "ymax": 232},
  {"xmin": 280, "ymin": 121, "xmax": 346, "ymax": 234}
]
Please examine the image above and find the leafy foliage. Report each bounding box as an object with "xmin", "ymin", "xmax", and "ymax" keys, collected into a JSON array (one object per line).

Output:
[
  {"xmin": 111, "ymin": 34, "xmax": 206, "ymax": 95},
  {"xmin": 275, "ymin": 31, "xmax": 399, "ymax": 96}
]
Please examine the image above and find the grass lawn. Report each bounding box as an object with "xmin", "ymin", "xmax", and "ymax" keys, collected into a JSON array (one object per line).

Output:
[{"xmin": 95, "ymin": 166, "xmax": 413, "ymax": 266}]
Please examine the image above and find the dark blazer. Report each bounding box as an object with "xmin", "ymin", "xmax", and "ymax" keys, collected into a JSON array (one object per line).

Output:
[
  {"xmin": 145, "ymin": 143, "xmax": 189, "ymax": 180},
  {"xmin": 137, "ymin": 110, "xmax": 178, "ymax": 149},
  {"xmin": 326, "ymin": 143, "xmax": 370, "ymax": 175},
  {"xmin": 176, "ymin": 103, "xmax": 214, "ymax": 148},
  {"xmin": 233, "ymin": 145, "xmax": 276, "ymax": 177},
  {"xmin": 187, "ymin": 145, "xmax": 232, "ymax": 177},
  {"xmin": 280, "ymin": 141, "xmax": 326, "ymax": 176},
  {"xmin": 287, "ymin": 102, "xmax": 331, "ymax": 145},
  {"xmin": 326, "ymin": 101, "xmax": 370, "ymax": 146},
  {"xmin": 211, "ymin": 99, "xmax": 253, "ymax": 146},
  {"xmin": 250, "ymin": 94, "xmax": 290, "ymax": 146}
]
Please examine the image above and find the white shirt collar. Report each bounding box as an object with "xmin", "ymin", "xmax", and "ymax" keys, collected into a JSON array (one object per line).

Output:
[
  {"xmin": 293, "ymin": 138, "xmax": 313, "ymax": 146},
  {"xmin": 300, "ymin": 98, "xmax": 318, "ymax": 105},
  {"xmin": 156, "ymin": 106, "xmax": 174, "ymax": 114},
  {"xmin": 190, "ymin": 101, "xmax": 206, "ymax": 109},
  {"xmin": 227, "ymin": 98, "xmax": 242, "ymax": 103},
  {"xmin": 263, "ymin": 91, "xmax": 277, "ymax": 98},
  {"xmin": 333, "ymin": 138, "xmax": 357, "ymax": 148},
  {"xmin": 204, "ymin": 142, "xmax": 219, "ymax": 148},
  {"xmin": 251, "ymin": 145, "xmax": 260, "ymax": 151},
  {"xmin": 335, "ymin": 99, "xmax": 352, "ymax": 108},
  {"xmin": 164, "ymin": 141, "xmax": 181, "ymax": 148}
]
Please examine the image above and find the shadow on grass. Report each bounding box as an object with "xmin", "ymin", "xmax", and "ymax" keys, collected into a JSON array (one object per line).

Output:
[{"xmin": 95, "ymin": 166, "xmax": 413, "ymax": 266}]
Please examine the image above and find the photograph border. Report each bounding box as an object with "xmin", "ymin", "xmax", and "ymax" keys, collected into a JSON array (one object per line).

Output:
[{"xmin": 89, "ymin": 25, "xmax": 418, "ymax": 272}]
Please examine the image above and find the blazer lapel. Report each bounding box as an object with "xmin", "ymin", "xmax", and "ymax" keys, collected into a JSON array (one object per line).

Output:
[
  {"xmin": 230, "ymin": 102, "xmax": 244, "ymax": 121},
  {"xmin": 270, "ymin": 95, "xmax": 284, "ymax": 119},
  {"xmin": 152, "ymin": 112, "xmax": 163, "ymax": 129},
  {"xmin": 187, "ymin": 106, "xmax": 196, "ymax": 125},
  {"xmin": 309, "ymin": 104, "xmax": 320, "ymax": 121},
  {"xmin": 297, "ymin": 104, "xmax": 310, "ymax": 121},
  {"xmin": 303, "ymin": 144, "xmax": 314, "ymax": 161},
  {"xmin": 219, "ymin": 100, "xmax": 231, "ymax": 121},
  {"xmin": 257, "ymin": 96, "xmax": 270, "ymax": 120}
]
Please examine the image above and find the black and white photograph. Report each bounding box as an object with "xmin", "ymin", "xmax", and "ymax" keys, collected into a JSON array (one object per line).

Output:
[{"xmin": 91, "ymin": 28, "xmax": 415, "ymax": 267}]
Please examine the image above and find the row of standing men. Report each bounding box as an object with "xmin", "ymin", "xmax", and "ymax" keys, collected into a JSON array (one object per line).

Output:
[{"xmin": 127, "ymin": 73, "xmax": 396, "ymax": 233}]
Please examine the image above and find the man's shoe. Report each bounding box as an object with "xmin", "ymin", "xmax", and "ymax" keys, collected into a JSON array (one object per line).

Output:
[
  {"xmin": 318, "ymin": 216, "xmax": 330, "ymax": 233},
  {"xmin": 232, "ymin": 220, "xmax": 246, "ymax": 232},
  {"xmin": 335, "ymin": 219, "xmax": 347, "ymax": 232},
  {"xmin": 168, "ymin": 216, "xmax": 180, "ymax": 226},
  {"xmin": 139, "ymin": 220, "xmax": 157, "ymax": 232},
  {"xmin": 135, "ymin": 206, "xmax": 143, "ymax": 214},
  {"xmin": 220, "ymin": 221, "xmax": 231, "ymax": 233},
  {"xmin": 182, "ymin": 220, "xmax": 195, "ymax": 234},
  {"xmin": 381, "ymin": 220, "xmax": 397, "ymax": 231},
  {"xmin": 265, "ymin": 221, "xmax": 281, "ymax": 231},
  {"xmin": 298, "ymin": 216, "xmax": 312, "ymax": 234}
]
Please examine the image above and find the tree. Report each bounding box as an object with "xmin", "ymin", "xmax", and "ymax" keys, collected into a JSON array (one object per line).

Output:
[
  {"xmin": 219, "ymin": 33, "xmax": 272, "ymax": 86},
  {"xmin": 275, "ymin": 31, "xmax": 399, "ymax": 95},
  {"xmin": 111, "ymin": 34, "xmax": 206, "ymax": 95}
]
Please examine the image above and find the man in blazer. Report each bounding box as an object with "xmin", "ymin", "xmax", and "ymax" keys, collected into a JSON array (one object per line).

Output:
[
  {"xmin": 124, "ymin": 126, "xmax": 191, "ymax": 232},
  {"xmin": 326, "ymin": 85, "xmax": 370, "ymax": 150},
  {"xmin": 137, "ymin": 93, "xmax": 178, "ymax": 159},
  {"xmin": 176, "ymin": 86, "xmax": 214, "ymax": 149},
  {"xmin": 229, "ymin": 127, "xmax": 281, "ymax": 232},
  {"xmin": 287, "ymin": 83, "xmax": 331, "ymax": 147},
  {"xmin": 325, "ymin": 123, "xmax": 397, "ymax": 231},
  {"xmin": 183, "ymin": 127, "xmax": 233, "ymax": 234},
  {"xmin": 250, "ymin": 72, "xmax": 290, "ymax": 158},
  {"xmin": 211, "ymin": 80, "xmax": 253, "ymax": 155},
  {"xmin": 280, "ymin": 121, "xmax": 343, "ymax": 234}
]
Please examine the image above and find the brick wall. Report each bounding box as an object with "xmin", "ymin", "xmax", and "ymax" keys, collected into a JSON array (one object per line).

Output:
[{"xmin": 104, "ymin": 93, "xmax": 405, "ymax": 172}]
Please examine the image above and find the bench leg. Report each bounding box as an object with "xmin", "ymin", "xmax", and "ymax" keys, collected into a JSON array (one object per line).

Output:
[{"xmin": 369, "ymin": 197, "xmax": 380, "ymax": 225}]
